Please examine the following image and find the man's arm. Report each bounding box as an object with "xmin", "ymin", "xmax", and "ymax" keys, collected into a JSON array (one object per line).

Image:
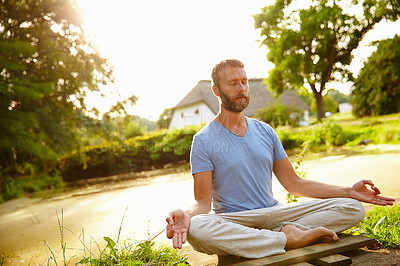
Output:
[
  {"xmin": 166, "ymin": 171, "xmax": 212, "ymax": 249},
  {"xmin": 273, "ymin": 157, "xmax": 395, "ymax": 206}
]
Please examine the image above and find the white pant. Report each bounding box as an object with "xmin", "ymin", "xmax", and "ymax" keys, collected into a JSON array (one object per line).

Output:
[{"xmin": 187, "ymin": 198, "xmax": 365, "ymax": 258}]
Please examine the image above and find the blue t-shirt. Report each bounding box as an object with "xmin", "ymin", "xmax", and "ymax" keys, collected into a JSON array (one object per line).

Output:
[{"xmin": 190, "ymin": 117, "xmax": 287, "ymax": 214}]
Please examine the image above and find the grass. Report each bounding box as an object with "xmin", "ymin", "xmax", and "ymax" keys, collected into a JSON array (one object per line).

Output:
[
  {"xmin": 44, "ymin": 208, "xmax": 189, "ymax": 265},
  {"xmin": 79, "ymin": 237, "xmax": 188, "ymax": 265},
  {"xmin": 277, "ymin": 112, "xmax": 400, "ymax": 154},
  {"xmin": 345, "ymin": 204, "xmax": 400, "ymax": 248}
]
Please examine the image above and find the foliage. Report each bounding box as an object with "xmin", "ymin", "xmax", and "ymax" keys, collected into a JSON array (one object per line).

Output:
[
  {"xmin": 78, "ymin": 115, "xmax": 155, "ymax": 147},
  {"xmin": 276, "ymin": 113, "xmax": 400, "ymax": 153},
  {"xmin": 124, "ymin": 121, "xmax": 144, "ymax": 139},
  {"xmin": 345, "ymin": 204, "xmax": 400, "ymax": 248},
  {"xmin": 255, "ymin": 102, "xmax": 304, "ymax": 127},
  {"xmin": 310, "ymin": 94, "xmax": 338, "ymax": 114},
  {"xmin": 254, "ymin": 0, "xmax": 400, "ymax": 120},
  {"xmin": 0, "ymin": 172, "xmax": 64, "ymax": 203},
  {"xmin": 309, "ymin": 119, "xmax": 346, "ymax": 148},
  {"xmin": 60, "ymin": 125, "xmax": 200, "ymax": 181},
  {"xmin": 79, "ymin": 238, "xmax": 188, "ymax": 265},
  {"xmin": 45, "ymin": 209, "xmax": 188, "ymax": 266},
  {"xmin": 285, "ymin": 140, "xmax": 309, "ymax": 203},
  {"xmin": 157, "ymin": 107, "xmax": 174, "ymax": 129},
  {"xmin": 276, "ymin": 127, "xmax": 307, "ymax": 150},
  {"xmin": 0, "ymin": 0, "xmax": 114, "ymax": 194},
  {"xmin": 327, "ymin": 89, "xmax": 351, "ymax": 105},
  {"xmin": 351, "ymin": 35, "xmax": 400, "ymax": 117}
]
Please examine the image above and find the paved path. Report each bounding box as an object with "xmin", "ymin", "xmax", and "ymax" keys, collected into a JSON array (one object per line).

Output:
[{"xmin": 0, "ymin": 144, "xmax": 399, "ymax": 265}]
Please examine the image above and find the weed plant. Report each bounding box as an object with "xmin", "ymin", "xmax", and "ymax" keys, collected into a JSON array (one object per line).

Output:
[
  {"xmin": 285, "ymin": 140, "xmax": 309, "ymax": 203},
  {"xmin": 45, "ymin": 208, "xmax": 189, "ymax": 265},
  {"xmin": 345, "ymin": 204, "xmax": 400, "ymax": 248}
]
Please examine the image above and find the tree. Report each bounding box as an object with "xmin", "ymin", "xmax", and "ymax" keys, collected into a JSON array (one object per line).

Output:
[
  {"xmin": 351, "ymin": 35, "xmax": 400, "ymax": 117},
  {"xmin": 254, "ymin": 0, "xmax": 400, "ymax": 120},
  {"xmin": 310, "ymin": 94, "xmax": 338, "ymax": 114},
  {"xmin": 156, "ymin": 107, "xmax": 173, "ymax": 129},
  {"xmin": 0, "ymin": 0, "xmax": 113, "ymax": 180},
  {"xmin": 255, "ymin": 102, "xmax": 304, "ymax": 127},
  {"xmin": 327, "ymin": 89, "xmax": 351, "ymax": 104}
]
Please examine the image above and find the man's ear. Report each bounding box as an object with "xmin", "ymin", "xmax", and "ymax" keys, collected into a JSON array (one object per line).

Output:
[{"xmin": 212, "ymin": 84, "xmax": 220, "ymax": 97}]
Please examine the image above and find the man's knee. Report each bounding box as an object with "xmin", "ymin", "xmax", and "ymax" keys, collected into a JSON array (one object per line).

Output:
[
  {"xmin": 340, "ymin": 198, "xmax": 365, "ymax": 225},
  {"xmin": 187, "ymin": 214, "xmax": 216, "ymax": 243},
  {"xmin": 187, "ymin": 214, "xmax": 229, "ymax": 255}
]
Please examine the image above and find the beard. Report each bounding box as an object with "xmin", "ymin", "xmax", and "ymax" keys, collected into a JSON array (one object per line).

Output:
[{"xmin": 218, "ymin": 88, "xmax": 250, "ymax": 112}]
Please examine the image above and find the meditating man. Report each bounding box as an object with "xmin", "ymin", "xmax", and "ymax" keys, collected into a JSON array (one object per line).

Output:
[{"xmin": 166, "ymin": 59, "xmax": 395, "ymax": 258}]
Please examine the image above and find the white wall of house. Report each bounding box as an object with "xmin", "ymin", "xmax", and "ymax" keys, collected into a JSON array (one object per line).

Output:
[
  {"xmin": 339, "ymin": 103, "xmax": 353, "ymax": 113},
  {"xmin": 299, "ymin": 110, "xmax": 309, "ymax": 126},
  {"xmin": 169, "ymin": 102, "xmax": 216, "ymax": 129}
]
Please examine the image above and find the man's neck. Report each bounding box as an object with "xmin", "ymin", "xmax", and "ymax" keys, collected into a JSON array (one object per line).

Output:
[{"xmin": 216, "ymin": 110, "xmax": 247, "ymax": 137}]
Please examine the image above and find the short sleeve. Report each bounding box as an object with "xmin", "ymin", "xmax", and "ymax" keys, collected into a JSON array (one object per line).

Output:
[
  {"xmin": 190, "ymin": 135, "xmax": 214, "ymax": 174},
  {"xmin": 269, "ymin": 126, "xmax": 287, "ymax": 162}
]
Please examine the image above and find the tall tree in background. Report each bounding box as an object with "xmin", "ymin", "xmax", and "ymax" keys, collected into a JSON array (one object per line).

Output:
[
  {"xmin": 351, "ymin": 35, "xmax": 400, "ymax": 116},
  {"xmin": 0, "ymin": 0, "xmax": 113, "ymax": 178},
  {"xmin": 254, "ymin": 0, "xmax": 400, "ymax": 120}
]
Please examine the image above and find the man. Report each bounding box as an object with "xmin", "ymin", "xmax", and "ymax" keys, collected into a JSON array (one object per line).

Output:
[{"xmin": 166, "ymin": 59, "xmax": 395, "ymax": 258}]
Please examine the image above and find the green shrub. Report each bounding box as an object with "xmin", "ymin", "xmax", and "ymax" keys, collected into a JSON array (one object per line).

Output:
[
  {"xmin": 124, "ymin": 121, "xmax": 144, "ymax": 139},
  {"xmin": 276, "ymin": 127, "xmax": 306, "ymax": 150},
  {"xmin": 0, "ymin": 175, "xmax": 21, "ymax": 202},
  {"xmin": 60, "ymin": 125, "xmax": 202, "ymax": 181},
  {"xmin": 345, "ymin": 204, "xmax": 400, "ymax": 248},
  {"xmin": 255, "ymin": 102, "xmax": 304, "ymax": 127},
  {"xmin": 0, "ymin": 173, "xmax": 64, "ymax": 202},
  {"xmin": 309, "ymin": 119, "xmax": 344, "ymax": 148}
]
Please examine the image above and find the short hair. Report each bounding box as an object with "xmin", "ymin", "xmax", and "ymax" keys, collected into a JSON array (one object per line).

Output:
[{"xmin": 211, "ymin": 59, "xmax": 244, "ymax": 88}]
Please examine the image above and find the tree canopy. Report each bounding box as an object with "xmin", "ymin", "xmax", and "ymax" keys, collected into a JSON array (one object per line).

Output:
[
  {"xmin": 0, "ymin": 0, "xmax": 113, "ymax": 181},
  {"xmin": 254, "ymin": 0, "xmax": 400, "ymax": 120},
  {"xmin": 351, "ymin": 35, "xmax": 400, "ymax": 116}
]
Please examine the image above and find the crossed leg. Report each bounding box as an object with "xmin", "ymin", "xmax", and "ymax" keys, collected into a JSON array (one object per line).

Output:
[{"xmin": 187, "ymin": 198, "xmax": 365, "ymax": 258}]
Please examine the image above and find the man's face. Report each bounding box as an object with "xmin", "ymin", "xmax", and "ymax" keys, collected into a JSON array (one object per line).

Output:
[{"xmin": 216, "ymin": 66, "xmax": 250, "ymax": 112}]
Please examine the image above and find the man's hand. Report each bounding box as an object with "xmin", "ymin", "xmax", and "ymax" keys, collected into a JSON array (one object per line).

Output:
[
  {"xmin": 350, "ymin": 180, "xmax": 395, "ymax": 206},
  {"xmin": 166, "ymin": 209, "xmax": 190, "ymax": 249}
]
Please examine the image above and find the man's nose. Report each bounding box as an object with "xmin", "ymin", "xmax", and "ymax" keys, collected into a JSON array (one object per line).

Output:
[{"xmin": 237, "ymin": 83, "xmax": 248, "ymax": 92}]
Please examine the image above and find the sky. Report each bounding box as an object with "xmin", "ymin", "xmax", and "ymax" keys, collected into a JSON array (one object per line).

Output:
[{"xmin": 78, "ymin": 0, "xmax": 400, "ymax": 121}]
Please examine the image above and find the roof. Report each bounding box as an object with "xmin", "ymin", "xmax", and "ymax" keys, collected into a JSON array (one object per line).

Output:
[{"xmin": 174, "ymin": 78, "xmax": 309, "ymax": 116}]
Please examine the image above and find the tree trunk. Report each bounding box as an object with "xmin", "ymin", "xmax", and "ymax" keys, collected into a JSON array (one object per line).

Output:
[{"xmin": 315, "ymin": 92, "xmax": 326, "ymax": 121}]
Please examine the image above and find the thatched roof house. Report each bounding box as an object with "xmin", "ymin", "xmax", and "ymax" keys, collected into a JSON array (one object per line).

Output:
[{"xmin": 169, "ymin": 78, "xmax": 309, "ymax": 129}]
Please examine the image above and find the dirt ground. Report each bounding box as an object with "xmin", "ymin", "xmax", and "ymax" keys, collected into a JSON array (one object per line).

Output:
[{"xmin": 1, "ymin": 144, "xmax": 399, "ymax": 265}]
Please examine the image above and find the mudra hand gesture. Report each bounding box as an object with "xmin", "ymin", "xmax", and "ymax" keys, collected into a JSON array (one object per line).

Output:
[
  {"xmin": 166, "ymin": 209, "xmax": 190, "ymax": 249},
  {"xmin": 350, "ymin": 180, "xmax": 395, "ymax": 206}
]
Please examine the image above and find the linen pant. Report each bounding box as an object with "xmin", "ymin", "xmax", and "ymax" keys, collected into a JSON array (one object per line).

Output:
[{"xmin": 187, "ymin": 198, "xmax": 365, "ymax": 258}]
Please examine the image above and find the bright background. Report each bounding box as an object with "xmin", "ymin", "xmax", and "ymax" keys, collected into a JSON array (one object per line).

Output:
[{"xmin": 78, "ymin": 0, "xmax": 400, "ymax": 121}]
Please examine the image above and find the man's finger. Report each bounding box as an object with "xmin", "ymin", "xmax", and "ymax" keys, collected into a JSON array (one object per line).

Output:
[
  {"xmin": 182, "ymin": 231, "xmax": 187, "ymax": 245},
  {"xmin": 173, "ymin": 231, "xmax": 179, "ymax": 249},
  {"xmin": 173, "ymin": 232, "xmax": 182, "ymax": 249},
  {"xmin": 377, "ymin": 196, "xmax": 395, "ymax": 202},
  {"xmin": 166, "ymin": 224, "xmax": 174, "ymax": 239},
  {"xmin": 177, "ymin": 232, "xmax": 182, "ymax": 249},
  {"xmin": 362, "ymin": 179, "xmax": 374, "ymax": 186},
  {"xmin": 166, "ymin": 216, "xmax": 173, "ymax": 225},
  {"xmin": 371, "ymin": 186, "xmax": 381, "ymax": 195}
]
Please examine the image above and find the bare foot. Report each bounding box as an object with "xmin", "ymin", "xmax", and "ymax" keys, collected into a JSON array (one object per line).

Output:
[{"xmin": 280, "ymin": 224, "xmax": 339, "ymax": 250}]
